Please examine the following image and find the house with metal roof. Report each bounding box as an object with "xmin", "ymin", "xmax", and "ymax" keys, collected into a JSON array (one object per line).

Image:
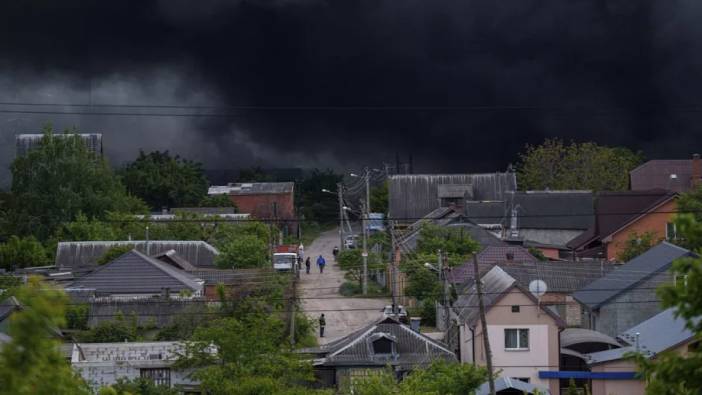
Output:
[
  {"xmin": 572, "ymin": 241, "xmax": 693, "ymax": 337},
  {"xmin": 464, "ymin": 190, "xmax": 595, "ymax": 258},
  {"xmin": 454, "ymin": 266, "xmax": 566, "ymax": 394},
  {"xmin": 15, "ymin": 133, "xmax": 103, "ymax": 157},
  {"xmin": 66, "ymin": 250, "xmax": 204, "ymax": 299},
  {"xmin": 567, "ymin": 189, "xmax": 678, "ymax": 261},
  {"xmin": 630, "ymin": 153, "xmax": 702, "ymax": 193},
  {"xmin": 388, "ymin": 173, "xmax": 517, "ymax": 223},
  {"xmin": 0, "ymin": 296, "xmax": 21, "ymax": 336},
  {"xmin": 55, "ymin": 240, "xmax": 220, "ymax": 275},
  {"xmin": 298, "ymin": 316, "xmax": 456, "ymax": 388}
]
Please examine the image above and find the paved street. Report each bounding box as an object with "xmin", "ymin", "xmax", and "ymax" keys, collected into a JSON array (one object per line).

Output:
[{"xmin": 299, "ymin": 228, "xmax": 389, "ymax": 344}]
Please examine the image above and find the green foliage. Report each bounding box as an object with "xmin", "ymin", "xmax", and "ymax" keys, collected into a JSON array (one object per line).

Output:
[
  {"xmin": 198, "ymin": 194, "xmax": 237, "ymax": 208},
  {"xmin": 216, "ymin": 234, "xmax": 269, "ymax": 269},
  {"xmin": 528, "ymin": 247, "xmax": 548, "ymax": 261},
  {"xmin": 0, "ymin": 235, "xmax": 48, "ymax": 271},
  {"xmin": 0, "ymin": 275, "xmax": 21, "ymax": 293},
  {"xmin": 617, "ymin": 231, "xmax": 659, "ymax": 262},
  {"xmin": 65, "ymin": 303, "xmax": 89, "ymax": 330},
  {"xmin": 9, "ymin": 127, "xmax": 147, "ymax": 241},
  {"xmin": 341, "ymin": 361, "xmax": 488, "ymax": 395},
  {"xmin": 0, "ymin": 277, "xmax": 90, "ymax": 395},
  {"xmin": 677, "ymin": 185, "xmax": 702, "ymax": 222},
  {"xmin": 632, "ymin": 214, "xmax": 702, "ymax": 394},
  {"xmin": 370, "ymin": 181, "xmax": 389, "ymax": 214},
  {"xmin": 97, "ymin": 245, "xmax": 134, "ymax": 265},
  {"xmin": 517, "ymin": 138, "xmax": 643, "ymax": 191},
  {"xmin": 54, "ymin": 212, "xmax": 118, "ymax": 242},
  {"xmin": 416, "ymin": 223, "xmax": 479, "ymax": 265},
  {"xmin": 297, "ymin": 169, "xmax": 343, "ymax": 224},
  {"xmin": 101, "ymin": 377, "xmax": 179, "ymax": 395},
  {"xmin": 178, "ymin": 314, "xmax": 324, "ymax": 395},
  {"xmin": 77, "ymin": 314, "xmax": 138, "ymax": 342},
  {"xmin": 120, "ymin": 150, "xmax": 209, "ymax": 210},
  {"xmin": 337, "ymin": 249, "xmax": 385, "ymax": 286}
]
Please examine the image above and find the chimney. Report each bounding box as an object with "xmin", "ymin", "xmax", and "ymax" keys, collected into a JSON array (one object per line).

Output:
[
  {"xmin": 692, "ymin": 154, "xmax": 701, "ymax": 188},
  {"xmin": 506, "ymin": 251, "xmax": 514, "ymax": 261}
]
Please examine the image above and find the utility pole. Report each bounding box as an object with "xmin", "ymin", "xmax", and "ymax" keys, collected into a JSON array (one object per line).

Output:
[
  {"xmin": 337, "ymin": 183, "xmax": 344, "ymax": 250},
  {"xmin": 365, "ymin": 167, "xmax": 371, "ymax": 218},
  {"xmin": 473, "ymin": 254, "xmax": 495, "ymax": 395},
  {"xmin": 361, "ymin": 200, "xmax": 368, "ymax": 295},
  {"xmin": 390, "ymin": 222, "xmax": 398, "ymax": 316},
  {"xmin": 290, "ymin": 260, "xmax": 297, "ymax": 346},
  {"xmin": 439, "ymin": 251, "xmax": 450, "ymax": 333}
]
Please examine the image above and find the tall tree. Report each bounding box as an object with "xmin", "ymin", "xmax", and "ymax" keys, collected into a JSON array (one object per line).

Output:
[
  {"xmin": 10, "ymin": 127, "xmax": 146, "ymax": 240},
  {"xmin": 517, "ymin": 139, "xmax": 643, "ymax": 191},
  {"xmin": 0, "ymin": 277, "xmax": 90, "ymax": 395},
  {"xmin": 120, "ymin": 150, "xmax": 209, "ymax": 210},
  {"xmin": 0, "ymin": 236, "xmax": 48, "ymax": 271},
  {"xmin": 297, "ymin": 169, "xmax": 343, "ymax": 224}
]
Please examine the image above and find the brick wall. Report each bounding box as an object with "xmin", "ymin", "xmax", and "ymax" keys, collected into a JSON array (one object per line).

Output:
[{"xmin": 606, "ymin": 199, "xmax": 677, "ymax": 261}]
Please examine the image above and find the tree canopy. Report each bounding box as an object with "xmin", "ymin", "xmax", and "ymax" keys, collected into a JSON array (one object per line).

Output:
[
  {"xmin": 517, "ymin": 138, "xmax": 643, "ymax": 191},
  {"xmin": 0, "ymin": 236, "xmax": 48, "ymax": 271},
  {"xmin": 9, "ymin": 128, "xmax": 146, "ymax": 241},
  {"xmin": 120, "ymin": 150, "xmax": 210, "ymax": 210}
]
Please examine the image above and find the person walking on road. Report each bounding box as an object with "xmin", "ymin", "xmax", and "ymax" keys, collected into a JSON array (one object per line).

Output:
[
  {"xmin": 332, "ymin": 246, "xmax": 339, "ymax": 261},
  {"xmin": 317, "ymin": 255, "xmax": 326, "ymax": 273},
  {"xmin": 305, "ymin": 257, "xmax": 311, "ymax": 274},
  {"xmin": 319, "ymin": 314, "xmax": 326, "ymax": 337}
]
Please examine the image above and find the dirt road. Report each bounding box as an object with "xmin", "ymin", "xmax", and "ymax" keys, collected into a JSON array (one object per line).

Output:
[{"xmin": 299, "ymin": 228, "xmax": 389, "ymax": 344}]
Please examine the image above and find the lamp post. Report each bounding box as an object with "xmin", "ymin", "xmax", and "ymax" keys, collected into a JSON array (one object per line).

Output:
[{"xmin": 322, "ymin": 184, "xmax": 345, "ymax": 251}]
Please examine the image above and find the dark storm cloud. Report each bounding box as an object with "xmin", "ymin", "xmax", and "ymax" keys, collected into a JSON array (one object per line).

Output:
[{"xmin": 1, "ymin": 0, "xmax": 702, "ymax": 173}]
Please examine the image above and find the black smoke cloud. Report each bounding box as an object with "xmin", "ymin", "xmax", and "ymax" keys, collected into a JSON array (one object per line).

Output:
[{"xmin": 1, "ymin": 0, "xmax": 702, "ymax": 177}]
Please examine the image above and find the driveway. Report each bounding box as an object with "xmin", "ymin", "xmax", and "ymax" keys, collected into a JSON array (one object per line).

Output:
[{"xmin": 299, "ymin": 228, "xmax": 389, "ymax": 344}]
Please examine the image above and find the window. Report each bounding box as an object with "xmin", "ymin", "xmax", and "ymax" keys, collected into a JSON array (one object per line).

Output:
[
  {"xmin": 372, "ymin": 337, "xmax": 394, "ymax": 354},
  {"xmin": 666, "ymin": 222, "xmax": 678, "ymax": 241},
  {"xmin": 504, "ymin": 328, "xmax": 529, "ymax": 350},
  {"xmin": 512, "ymin": 377, "xmax": 530, "ymax": 383},
  {"xmin": 674, "ymin": 274, "xmax": 688, "ymax": 288},
  {"xmin": 140, "ymin": 368, "xmax": 171, "ymax": 387},
  {"xmin": 511, "ymin": 305, "xmax": 520, "ymax": 313}
]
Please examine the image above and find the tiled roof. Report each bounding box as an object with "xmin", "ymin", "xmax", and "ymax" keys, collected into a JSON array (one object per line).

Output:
[
  {"xmin": 572, "ymin": 242, "xmax": 692, "ymax": 309},
  {"xmin": 56, "ymin": 240, "xmax": 220, "ymax": 272},
  {"xmin": 585, "ymin": 308, "xmax": 694, "ymax": 364},
  {"xmin": 630, "ymin": 159, "xmax": 697, "ymax": 193},
  {"xmin": 567, "ymin": 189, "xmax": 677, "ymax": 250},
  {"xmin": 188, "ymin": 268, "xmax": 271, "ymax": 285},
  {"xmin": 477, "ymin": 246, "xmax": 537, "ymax": 265},
  {"xmin": 454, "ymin": 266, "xmax": 516, "ymax": 324},
  {"xmin": 398, "ymin": 209, "xmax": 505, "ymax": 251},
  {"xmin": 67, "ymin": 250, "xmax": 203, "ymax": 295},
  {"xmin": 303, "ymin": 317, "xmax": 456, "ymax": 366}
]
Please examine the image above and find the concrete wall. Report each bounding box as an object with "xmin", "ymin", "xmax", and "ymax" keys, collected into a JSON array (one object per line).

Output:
[
  {"xmin": 606, "ymin": 199, "xmax": 677, "ymax": 261},
  {"xmin": 593, "ymin": 271, "xmax": 670, "ymax": 337},
  {"xmin": 460, "ymin": 290, "xmax": 561, "ymax": 395}
]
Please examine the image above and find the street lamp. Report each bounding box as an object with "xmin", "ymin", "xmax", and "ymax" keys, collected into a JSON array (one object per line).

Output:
[{"xmin": 321, "ymin": 185, "xmax": 344, "ymax": 250}]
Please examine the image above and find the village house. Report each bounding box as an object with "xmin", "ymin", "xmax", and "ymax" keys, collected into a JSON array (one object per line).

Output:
[
  {"xmin": 208, "ymin": 182, "xmax": 296, "ymax": 233},
  {"xmin": 630, "ymin": 153, "xmax": 702, "ymax": 193},
  {"xmin": 55, "ymin": 240, "xmax": 220, "ymax": 276},
  {"xmin": 299, "ymin": 316, "xmax": 456, "ymax": 389},
  {"xmin": 566, "ymin": 189, "xmax": 678, "ymax": 261},
  {"xmin": 71, "ymin": 341, "xmax": 205, "ymax": 392},
  {"xmin": 454, "ymin": 266, "xmax": 565, "ymax": 394},
  {"xmin": 464, "ymin": 190, "xmax": 595, "ymax": 259},
  {"xmin": 388, "ymin": 173, "xmax": 517, "ymax": 223},
  {"xmin": 572, "ymin": 241, "xmax": 693, "ymax": 337}
]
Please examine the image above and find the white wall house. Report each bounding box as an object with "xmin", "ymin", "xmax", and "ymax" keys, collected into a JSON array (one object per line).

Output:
[{"xmin": 71, "ymin": 341, "xmax": 203, "ymax": 392}]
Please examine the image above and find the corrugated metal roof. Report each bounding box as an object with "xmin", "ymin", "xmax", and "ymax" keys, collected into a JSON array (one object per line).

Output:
[
  {"xmin": 454, "ymin": 266, "xmax": 516, "ymax": 324},
  {"xmin": 389, "ymin": 173, "xmax": 517, "ymax": 221},
  {"xmin": 208, "ymin": 182, "xmax": 294, "ymax": 195},
  {"xmin": 67, "ymin": 250, "xmax": 203, "ymax": 295},
  {"xmin": 477, "ymin": 377, "xmax": 551, "ymax": 395},
  {"xmin": 0, "ymin": 296, "xmax": 21, "ymax": 322},
  {"xmin": 572, "ymin": 242, "xmax": 692, "ymax": 309},
  {"xmin": 561, "ymin": 328, "xmax": 621, "ymax": 349},
  {"xmin": 585, "ymin": 308, "xmax": 694, "ymax": 364},
  {"xmin": 56, "ymin": 240, "xmax": 219, "ymax": 271}
]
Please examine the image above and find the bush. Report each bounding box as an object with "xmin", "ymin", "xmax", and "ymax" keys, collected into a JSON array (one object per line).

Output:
[
  {"xmin": 65, "ymin": 304, "xmax": 90, "ymax": 330},
  {"xmin": 339, "ymin": 282, "xmax": 361, "ymax": 297}
]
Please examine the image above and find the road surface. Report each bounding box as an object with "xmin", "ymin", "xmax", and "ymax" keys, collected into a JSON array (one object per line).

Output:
[{"xmin": 299, "ymin": 228, "xmax": 389, "ymax": 344}]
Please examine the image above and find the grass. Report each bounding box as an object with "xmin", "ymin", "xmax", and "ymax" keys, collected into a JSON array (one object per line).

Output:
[{"xmin": 339, "ymin": 281, "xmax": 388, "ymax": 297}]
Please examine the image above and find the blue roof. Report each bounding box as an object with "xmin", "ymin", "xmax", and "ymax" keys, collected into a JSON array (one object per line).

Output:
[{"xmin": 573, "ymin": 242, "xmax": 693, "ymax": 309}]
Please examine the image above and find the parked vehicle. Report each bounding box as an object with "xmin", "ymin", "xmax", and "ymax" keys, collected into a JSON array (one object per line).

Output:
[
  {"xmin": 273, "ymin": 252, "xmax": 297, "ymax": 271},
  {"xmin": 382, "ymin": 305, "xmax": 408, "ymax": 323},
  {"xmin": 344, "ymin": 235, "xmax": 358, "ymax": 249}
]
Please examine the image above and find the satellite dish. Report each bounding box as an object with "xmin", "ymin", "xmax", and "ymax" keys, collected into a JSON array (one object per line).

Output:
[{"xmin": 529, "ymin": 279, "xmax": 548, "ymax": 298}]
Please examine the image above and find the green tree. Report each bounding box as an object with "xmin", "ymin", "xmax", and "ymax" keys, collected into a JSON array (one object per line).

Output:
[
  {"xmin": 10, "ymin": 127, "xmax": 146, "ymax": 240},
  {"xmin": 54, "ymin": 212, "xmax": 119, "ymax": 242},
  {"xmin": 416, "ymin": 223, "xmax": 479, "ymax": 265},
  {"xmin": 199, "ymin": 194, "xmax": 237, "ymax": 209},
  {"xmin": 370, "ymin": 181, "xmax": 389, "ymax": 214},
  {"xmin": 97, "ymin": 245, "xmax": 134, "ymax": 265},
  {"xmin": 0, "ymin": 235, "xmax": 48, "ymax": 271},
  {"xmin": 677, "ymin": 185, "xmax": 702, "ymax": 222},
  {"xmin": 120, "ymin": 150, "xmax": 209, "ymax": 210},
  {"xmin": 617, "ymin": 231, "xmax": 659, "ymax": 262},
  {"xmin": 0, "ymin": 277, "xmax": 89, "ymax": 394},
  {"xmin": 77, "ymin": 314, "xmax": 138, "ymax": 343},
  {"xmin": 216, "ymin": 234, "xmax": 269, "ymax": 269},
  {"xmin": 517, "ymin": 138, "xmax": 643, "ymax": 191},
  {"xmin": 297, "ymin": 169, "xmax": 343, "ymax": 224},
  {"xmin": 632, "ymin": 213, "xmax": 702, "ymax": 394},
  {"xmin": 99, "ymin": 377, "xmax": 179, "ymax": 395},
  {"xmin": 178, "ymin": 314, "xmax": 328, "ymax": 395},
  {"xmin": 337, "ymin": 249, "xmax": 384, "ymax": 288}
]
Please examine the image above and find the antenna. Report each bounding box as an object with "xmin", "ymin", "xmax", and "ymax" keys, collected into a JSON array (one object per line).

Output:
[{"xmin": 528, "ymin": 279, "xmax": 547, "ymax": 298}]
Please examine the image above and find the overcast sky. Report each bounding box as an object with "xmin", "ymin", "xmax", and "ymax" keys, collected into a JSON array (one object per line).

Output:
[{"xmin": 2, "ymin": 1, "xmax": 702, "ymax": 185}]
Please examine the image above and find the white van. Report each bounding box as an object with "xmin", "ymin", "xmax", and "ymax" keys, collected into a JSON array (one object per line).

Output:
[{"xmin": 273, "ymin": 253, "xmax": 297, "ymax": 271}]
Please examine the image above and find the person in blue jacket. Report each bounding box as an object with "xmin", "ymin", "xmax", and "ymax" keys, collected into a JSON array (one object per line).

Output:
[{"xmin": 316, "ymin": 255, "xmax": 326, "ymax": 273}]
